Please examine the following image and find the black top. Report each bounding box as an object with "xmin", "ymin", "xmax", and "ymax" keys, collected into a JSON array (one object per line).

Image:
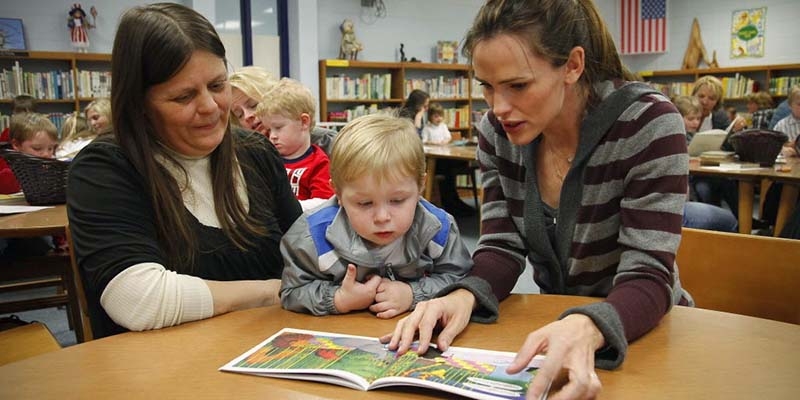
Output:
[{"xmin": 67, "ymin": 129, "xmax": 302, "ymax": 338}]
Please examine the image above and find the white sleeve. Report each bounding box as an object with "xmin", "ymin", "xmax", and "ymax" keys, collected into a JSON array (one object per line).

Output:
[
  {"xmin": 299, "ymin": 197, "xmax": 327, "ymax": 211},
  {"xmin": 100, "ymin": 262, "xmax": 214, "ymax": 331}
]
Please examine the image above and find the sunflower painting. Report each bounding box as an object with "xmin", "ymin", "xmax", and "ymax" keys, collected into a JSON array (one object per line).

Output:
[{"xmin": 731, "ymin": 7, "xmax": 766, "ymax": 58}]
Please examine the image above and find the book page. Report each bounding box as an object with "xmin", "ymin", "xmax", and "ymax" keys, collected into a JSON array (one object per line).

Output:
[{"xmin": 221, "ymin": 328, "xmax": 545, "ymax": 400}]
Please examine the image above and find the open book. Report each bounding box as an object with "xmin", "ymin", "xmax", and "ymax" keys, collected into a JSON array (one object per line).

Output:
[{"xmin": 220, "ymin": 328, "xmax": 545, "ymax": 400}]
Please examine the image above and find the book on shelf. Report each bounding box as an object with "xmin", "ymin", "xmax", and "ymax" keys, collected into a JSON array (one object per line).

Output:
[{"xmin": 220, "ymin": 328, "xmax": 544, "ymax": 400}]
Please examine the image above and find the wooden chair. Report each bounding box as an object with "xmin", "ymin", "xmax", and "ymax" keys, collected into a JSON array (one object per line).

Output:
[
  {"xmin": 0, "ymin": 322, "xmax": 61, "ymax": 366},
  {"xmin": 0, "ymin": 228, "xmax": 92, "ymax": 342},
  {"xmin": 676, "ymin": 227, "xmax": 800, "ymax": 324}
]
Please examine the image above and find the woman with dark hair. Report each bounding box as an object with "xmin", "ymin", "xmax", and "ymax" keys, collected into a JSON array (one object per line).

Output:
[
  {"xmin": 383, "ymin": 1, "xmax": 692, "ymax": 398},
  {"xmin": 398, "ymin": 89, "xmax": 430, "ymax": 137},
  {"xmin": 67, "ymin": 3, "xmax": 302, "ymax": 338}
]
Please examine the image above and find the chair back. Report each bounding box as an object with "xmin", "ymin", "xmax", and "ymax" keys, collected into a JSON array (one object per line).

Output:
[{"xmin": 677, "ymin": 228, "xmax": 800, "ymax": 324}]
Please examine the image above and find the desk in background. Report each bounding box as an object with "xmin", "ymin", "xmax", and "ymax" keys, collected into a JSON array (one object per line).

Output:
[
  {"xmin": 1, "ymin": 294, "xmax": 798, "ymax": 399},
  {"xmin": 423, "ymin": 144, "xmax": 478, "ymax": 203},
  {"xmin": 689, "ymin": 157, "xmax": 800, "ymax": 235}
]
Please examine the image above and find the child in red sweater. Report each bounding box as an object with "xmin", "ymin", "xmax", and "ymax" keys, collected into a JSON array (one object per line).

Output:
[
  {"xmin": 1, "ymin": 113, "xmax": 59, "ymax": 194},
  {"xmin": 256, "ymin": 78, "xmax": 334, "ymax": 211},
  {"xmin": 0, "ymin": 113, "xmax": 64, "ymax": 258}
]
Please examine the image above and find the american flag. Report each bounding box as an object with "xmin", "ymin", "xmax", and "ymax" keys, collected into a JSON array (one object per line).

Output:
[{"xmin": 620, "ymin": 0, "xmax": 667, "ymax": 54}]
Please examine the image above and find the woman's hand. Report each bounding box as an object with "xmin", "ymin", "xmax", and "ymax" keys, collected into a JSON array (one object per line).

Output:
[
  {"xmin": 334, "ymin": 264, "xmax": 381, "ymax": 313},
  {"xmin": 507, "ymin": 314, "xmax": 604, "ymax": 400},
  {"xmin": 379, "ymin": 288, "xmax": 475, "ymax": 355},
  {"xmin": 370, "ymin": 278, "xmax": 413, "ymax": 319}
]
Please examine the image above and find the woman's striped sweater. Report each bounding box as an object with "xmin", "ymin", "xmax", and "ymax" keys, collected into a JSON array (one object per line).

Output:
[{"xmin": 467, "ymin": 81, "xmax": 693, "ymax": 369}]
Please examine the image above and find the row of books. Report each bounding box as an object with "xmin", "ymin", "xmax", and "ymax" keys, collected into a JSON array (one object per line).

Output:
[
  {"xmin": 404, "ymin": 77, "xmax": 471, "ymax": 99},
  {"xmin": 325, "ymin": 73, "xmax": 392, "ymax": 100},
  {"xmin": 441, "ymin": 105, "xmax": 471, "ymax": 129},
  {"xmin": 326, "ymin": 104, "xmax": 386, "ymax": 122},
  {"xmin": 647, "ymin": 76, "xmax": 800, "ymax": 100},
  {"xmin": 719, "ymin": 74, "xmax": 759, "ymax": 99},
  {"xmin": 769, "ymin": 76, "xmax": 800, "ymax": 96},
  {"xmin": 76, "ymin": 70, "xmax": 112, "ymax": 98},
  {"xmin": 0, "ymin": 68, "xmax": 74, "ymax": 100},
  {"xmin": 0, "ymin": 112, "xmax": 71, "ymax": 139}
]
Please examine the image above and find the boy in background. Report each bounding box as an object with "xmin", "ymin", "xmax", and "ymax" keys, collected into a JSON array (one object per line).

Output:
[
  {"xmin": 256, "ymin": 78, "xmax": 333, "ymax": 211},
  {"xmin": 673, "ymin": 95, "xmax": 702, "ymax": 142},
  {"xmin": 0, "ymin": 113, "xmax": 63, "ymax": 259},
  {"xmin": 1, "ymin": 113, "xmax": 59, "ymax": 194},
  {"xmin": 280, "ymin": 113, "xmax": 473, "ymax": 318},
  {"xmin": 774, "ymin": 85, "xmax": 800, "ymax": 148},
  {"xmin": 0, "ymin": 94, "xmax": 37, "ymax": 144}
]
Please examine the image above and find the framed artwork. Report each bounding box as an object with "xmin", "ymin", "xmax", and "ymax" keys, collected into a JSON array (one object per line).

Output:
[
  {"xmin": 731, "ymin": 7, "xmax": 766, "ymax": 58},
  {"xmin": 436, "ymin": 40, "xmax": 459, "ymax": 64},
  {"xmin": 0, "ymin": 18, "xmax": 26, "ymax": 51}
]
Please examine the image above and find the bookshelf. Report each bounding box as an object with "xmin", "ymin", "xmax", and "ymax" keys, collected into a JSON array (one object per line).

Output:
[
  {"xmin": 319, "ymin": 59, "xmax": 486, "ymax": 138},
  {"xmin": 0, "ymin": 50, "xmax": 111, "ymax": 136},
  {"xmin": 639, "ymin": 63, "xmax": 800, "ymax": 105}
]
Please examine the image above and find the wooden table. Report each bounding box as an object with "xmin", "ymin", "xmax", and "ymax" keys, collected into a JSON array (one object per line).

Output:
[
  {"xmin": 1, "ymin": 294, "xmax": 798, "ymax": 399},
  {"xmin": 0, "ymin": 205, "xmax": 69, "ymax": 238},
  {"xmin": 689, "ymin": 157, "xmax": 800, "ymax": 235},
  {"xmin": 423, "ymin": 144, "xmax": 478, "ymax": 202}
]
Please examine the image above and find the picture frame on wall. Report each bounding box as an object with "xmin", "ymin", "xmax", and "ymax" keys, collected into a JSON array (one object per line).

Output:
[
  {"xmin": 436, "ymin": 40, "xmax": 459, "ymax": 64},
  {"xmin": 0, "ymin": 18, "xmax": 27, "ymax": 51}
]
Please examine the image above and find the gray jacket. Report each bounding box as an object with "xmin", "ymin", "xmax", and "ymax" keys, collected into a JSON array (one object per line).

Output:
[{"xmin": 280, "ymin": 197, "xmax": 473, "ymax": 315}]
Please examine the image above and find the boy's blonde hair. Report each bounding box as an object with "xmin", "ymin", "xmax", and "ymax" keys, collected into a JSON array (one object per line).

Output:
[
  {"xmin": 330, "ymin": 113, "xmax": 425, "ymax": 191},
  {"xmin": 61, "ymin": 112, "xmax": 93, "ymax": 141},
  {"xmin": 692, "ymin": 75, "xmax": 724, "ymax": 111},
  {"xmin": 673, "ymin": 95, "xmax": 702, "ymax": 117},
  {"xmin": 256, "ymin": 78, "xmax": 317, "ymax": 130},
  {"xmin": 10, "ymin": 113, "xmax": 58, "ymax": 143},
  {"xmin": 747, "ymin": 91, "xmax": 774, "ymax": 109}
]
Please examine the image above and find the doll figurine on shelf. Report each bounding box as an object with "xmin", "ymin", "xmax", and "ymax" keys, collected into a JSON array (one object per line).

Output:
[
  {"xmin": 338, "ymin": 19, "xmax": 363, "ymax": 60},
  {"xmin": 68, "ymin": 3, "xmax": 97, "ymax": 52}
]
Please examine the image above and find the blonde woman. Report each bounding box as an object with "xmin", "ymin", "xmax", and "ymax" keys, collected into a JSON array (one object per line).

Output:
[{"xmin": 84, "ymin": 98, "xmax": 112, "ymax": 135}]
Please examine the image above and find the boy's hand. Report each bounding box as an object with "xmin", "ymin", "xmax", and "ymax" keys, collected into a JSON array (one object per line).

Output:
[
  {"xmin": 370, "ymin": 278, "xmax": 413, "ymax": 319},
  {"xmin": 334, "ymin": 264, "xmax": 381, "ymax": 313}
]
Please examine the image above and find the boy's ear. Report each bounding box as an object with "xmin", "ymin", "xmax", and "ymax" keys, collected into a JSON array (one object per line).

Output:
[
  {"xmin": 300, "ymin": 113, "xmax": 312, "ymax": 131},
  {"xmin": 10, "ymin": 139, "xmax": 21, "ymax": 151}
]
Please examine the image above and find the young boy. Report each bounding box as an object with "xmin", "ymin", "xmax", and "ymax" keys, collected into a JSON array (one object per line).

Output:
[
  {"xmin": 421, "ymin": 102, "xmax": 451, "ymax": 145},
  {"xmin": 0, "ymin": 113, "xmax": 62, "ymax": 259},
  {"xmin": 673, "ymin": 95, "xmax": 702, "ymax": 142},
  {"xmin": 256, "ymin": 78, "xmax": 334, "ymax": 210},
  {"xmin": 1, "ymin": 113, "xmax": 59, "ymax": 194},
  {"xmin": 774, "ymin": 85, "xmax": 800, "ymax": 151},
  {"xmin": 280, "ymin": 113, "xmax": 473, "ymax": 318}
]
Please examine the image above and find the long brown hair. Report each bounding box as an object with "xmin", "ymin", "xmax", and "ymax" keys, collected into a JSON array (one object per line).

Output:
[
  {"xmin": 462, "ymin": 0, "xmax": 637, "ymax": 107},
  {"xmin": 112, "ymin": 3, "xmax": 267, "ymax": 271}
]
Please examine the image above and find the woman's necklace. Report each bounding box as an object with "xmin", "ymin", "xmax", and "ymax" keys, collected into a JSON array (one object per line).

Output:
[{"xmin": 545, "ymin": 140, "xmax": 574, "ymax": 182}]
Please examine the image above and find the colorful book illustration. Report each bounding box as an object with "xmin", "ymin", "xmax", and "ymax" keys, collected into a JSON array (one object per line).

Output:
[{"xmin": 220, "ymin": 328, "xmax": 545, "ymax": 400}]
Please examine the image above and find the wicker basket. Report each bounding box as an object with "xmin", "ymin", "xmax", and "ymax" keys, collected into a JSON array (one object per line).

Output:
[
  {"xmin": 0, "ymin": 149, "xmax": 69, "ymax": 205},
  {"xmin": 728, "ymin": 129, "xmax": 788, "ymax": 166}
]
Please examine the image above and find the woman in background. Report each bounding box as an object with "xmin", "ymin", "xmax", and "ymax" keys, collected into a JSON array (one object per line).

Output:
[
  {"xmin": 84, "ymin": 98, "xmax": 112, "ymax": 135},
  {"xmin": 398, "ymin": 89, "xmax": 430, "ymax": 137}
]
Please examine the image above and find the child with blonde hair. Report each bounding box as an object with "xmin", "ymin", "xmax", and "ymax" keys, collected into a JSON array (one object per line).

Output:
[
  {"xmin": 256, "ymin": 78, "xmax": 334, "ymax": 210},
  {"xmin": 56, "ymin": 112, "xmax": 95, "ymax": 160},
  {"xmin": 672, "ymin": 95, "xmax": 702, "ymax": 141},
  {"xmin": 280, "ymin": 113, "xmax": 472, "ymax": 318},
  {"xmin": 0, "ymin": 113, "xmax": 64, "ymax": 258}
]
